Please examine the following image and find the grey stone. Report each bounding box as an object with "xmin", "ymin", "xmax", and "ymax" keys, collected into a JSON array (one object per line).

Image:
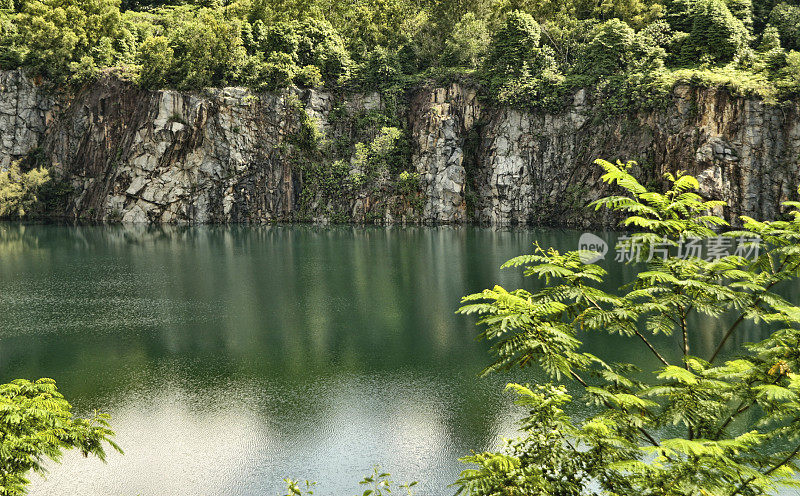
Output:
[{"xmin": 1, "ymin": 70, "xmax": 799, "ymax": 227}]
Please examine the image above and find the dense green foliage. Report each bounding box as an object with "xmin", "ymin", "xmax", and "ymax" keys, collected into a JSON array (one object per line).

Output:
[
  {"xmin": 0, "ymin": 161, "xmax": 49, "ymax": 219},
  {"xmin": 456, "ymin": 160, "xmax": 800, "ymax": 495},
  {"xmin": 0, "ymin": 378, "xmax": 119, "ymax": 495},
  {"xmin": 284, "ymin": 85, "xmax": 423, "ymax": 222},
  {"xmin": 0, "ymin": 0, "xmax": 799, "ymax": 108}
]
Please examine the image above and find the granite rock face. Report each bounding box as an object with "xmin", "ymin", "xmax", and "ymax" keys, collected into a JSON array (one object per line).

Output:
[
  {"xmin": 0, "ymin": 70, "xmax": 56, "ymax": 169},
  {"xmin": 45, "ymin": 81, "xmax": 305, "ymax": 223},
  {"xmin": 409, "ymin": 84, "xmax": 481, "ymax": 223},
  {"xmin": 1, "ymin": 70, "xmax": 798, "ymax": 225},
  {"xmin": 409, "ymin": 83, "xmax": 800, "ymax": 227}
]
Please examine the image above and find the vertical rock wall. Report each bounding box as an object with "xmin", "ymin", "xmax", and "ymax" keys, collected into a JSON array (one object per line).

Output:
[
  {"xmin": 44, "ymin": 80, "xmax": 303, "ymax": 223},
  {"xmin": 1, "ymin": 70, "xmax": 798, "ymax": 226},
  {"xmin": 409, "ymin": 84, "xmax": 800, "ymax": 227},
  {"xmin": 0, "ymin": 70, "xmax": 55, "ymax": 168}
]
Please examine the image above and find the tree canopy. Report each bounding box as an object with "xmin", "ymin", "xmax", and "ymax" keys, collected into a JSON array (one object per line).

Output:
[
  {"xmin": 0, "ymin": 378, "xmax": 120, "ymax": 495},
  {"xmin": 0, "ymin": 0, "xmax": 798, "ymax": 108},
  {"xmin": 456, "ymin": 160, "xmax": 800, "ymax": 495}
]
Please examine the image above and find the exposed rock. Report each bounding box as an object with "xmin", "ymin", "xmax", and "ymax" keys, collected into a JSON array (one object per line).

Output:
[
  {"xmin": 410, "ymin": 84, "xmax": 479, "ymax": 222},
  {"xmin": 1, "ymin": 70, "xmax": 798, "ymax": 226},
  {"xmin": 0, "ymin": 69, "xmax": 56, "ymax": 168},
  {"xmin": 414, "ymin": 83, "xmax": 800, "ymax": 227}
]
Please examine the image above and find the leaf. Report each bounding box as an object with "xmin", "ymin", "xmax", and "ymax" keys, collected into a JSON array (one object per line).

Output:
[
  {"xmin": 673, "ymin": 174, "xmax": 699, "ymax": 192},
  {"xmin": 756, "ymin": 385, "xmax": 797, "ymax": 402},
  {"xmin": 657, "ymin": 366, "xmax": 699, "ymax": 385}
]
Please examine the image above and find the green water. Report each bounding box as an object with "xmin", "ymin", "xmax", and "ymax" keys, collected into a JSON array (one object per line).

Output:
[{"xmin": 0, "ymin": 224, "xmax": 780, "ymax": 495}]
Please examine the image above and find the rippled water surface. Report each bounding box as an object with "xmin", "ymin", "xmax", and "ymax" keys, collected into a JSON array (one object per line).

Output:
[{"xmin": 0, "ymin": 224, "xmax": 782, "ymax": 495}]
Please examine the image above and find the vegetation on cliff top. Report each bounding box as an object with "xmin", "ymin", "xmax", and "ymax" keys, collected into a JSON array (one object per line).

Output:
[{"xmin": 0, "ymin": 0, "xmax": 798, "ymax": 111}]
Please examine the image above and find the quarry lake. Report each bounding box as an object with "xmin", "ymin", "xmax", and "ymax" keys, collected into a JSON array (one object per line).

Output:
[{"xmin": 0, "ymin": 224, "xmax": 784, "ymax": 496}]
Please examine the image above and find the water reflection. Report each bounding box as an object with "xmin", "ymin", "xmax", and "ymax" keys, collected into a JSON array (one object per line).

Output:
[{"xmin": 0, "ymin": 223, "xmax": 781, "ymax": 495}]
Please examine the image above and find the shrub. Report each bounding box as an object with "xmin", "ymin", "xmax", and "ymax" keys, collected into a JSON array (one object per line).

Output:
[
  {"xmin": 8, "ymin": 0, "xmax": 133, "ymax": 83},
  {"xmin": 0, "ymin": 162, "xmax": 50, "ymax": 219},
  {"xmin": 582, "ymin": 19, "xmax": 638, "ymax": 75},
  {"xmin": 137, "ymin": 36, "xmax": 173, "ymax": 89},
  {"xmin": 687, "ymin": 0, "xmax": 750, "ymax": 63},
  {"xmin": 295, "ymin": 18, "xmax": 350, "ymax": 86},
  {"xmin": 163, "ymin": 9, "xmax": 247, "ymax": 89},
  {"xmin": 666, "ymin": 0, "xmax": 750, "ymax": 64},
  {"xmin": 442, "ymin": 12, "xmax": 491, "ymax": 69},
  {"xmin": 725, "ymin": 0, "xmax": 754, "ymax": 29},
  {"xmin": 484, "ymin": 10, "xmax": 542, "ymax": 75},
  {"xmin": 352, "ymin": 46, "xmax": 401, "ymax": 90},
  {"xmin": 247, "ymin": 18, "xmax": 350, "ymax": 88},
  {"xmin": 352, "ymin": 126, "xmax": 405, "ymax": 177},
  {"xmin": 759, "ymin": 24, "xmax": 783, "ymax": 51},
  {"xmin": 397, "ymin": 170, "xmax": 420, "ymax": 196},
  {"xmin": 479, "ymin": 10, "xmax": 568, "ymax": 108},
  {"xmin": 774, "ymin": 49, "xmax": 800, "ymax": 95},
  {"xmin": 295, "ymin": 64, "xmax": 322, "ymax": 88},
  {"xmin": 69, "ymin": 55, "xmax": 100, "ymax": 83},
  {"xmin": 768, "ymin": 2, "xmax": 800, "ymax": 51},
  {"xmin": 257, "ymin": 20, "xmax": 299, "ymax": 57},
  {"xmin": 261, "ymin": 52, "xmax": 296, "ymax": 91}
]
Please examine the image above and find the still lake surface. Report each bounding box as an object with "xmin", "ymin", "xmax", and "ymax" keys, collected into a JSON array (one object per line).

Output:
[{"xmin": 0, "ymin": 224, "xmax": 785, "ymax": 495}]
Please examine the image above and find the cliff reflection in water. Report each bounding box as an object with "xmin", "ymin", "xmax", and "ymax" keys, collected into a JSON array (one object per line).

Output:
[{"xmin": 0, "ymin": 223, "xmax": 783, "ymax": 495}]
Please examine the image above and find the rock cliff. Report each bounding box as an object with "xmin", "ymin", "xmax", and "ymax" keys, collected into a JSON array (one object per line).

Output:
[{"xmin": 2, "ymin": 69, "xmax": 798, "ymax": 226}]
